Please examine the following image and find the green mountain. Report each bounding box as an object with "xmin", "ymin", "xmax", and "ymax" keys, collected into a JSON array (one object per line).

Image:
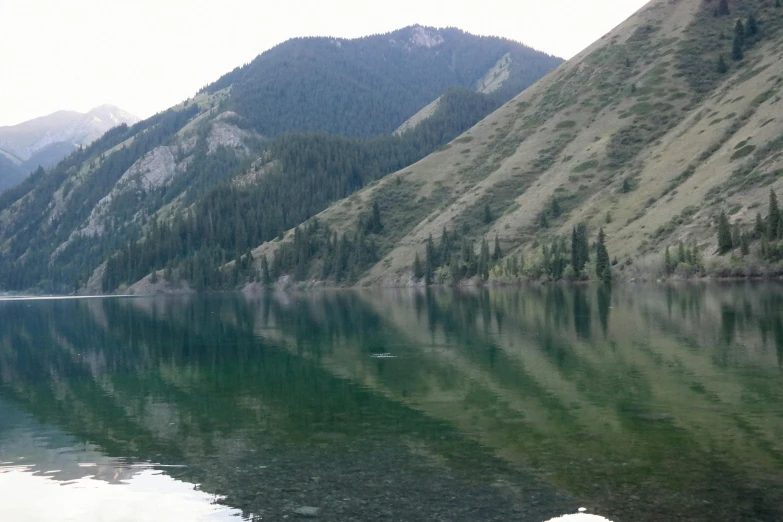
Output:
[
  {"xmin": 0, "ymin": 26, "xmax": 561, "ymax": 293},
  {"xmin": 203, "ymin": 26, "xmax": 561, "ymax": 137},
  {"xmin": 229, "ymin": 0, "xmax": 783, "ymax": 289}
]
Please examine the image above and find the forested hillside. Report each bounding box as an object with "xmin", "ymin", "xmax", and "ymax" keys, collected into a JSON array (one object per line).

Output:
[
  {"xmin": 204, "ymin": 26, "xmax": 561, "ymax": 137},
  {"xmin": 230, "ymin": 0, "xmax": 783, "ymax": 289},
  {"xmin": 0, "ymin": 27, "xmax": 560, "ymax": 293}
]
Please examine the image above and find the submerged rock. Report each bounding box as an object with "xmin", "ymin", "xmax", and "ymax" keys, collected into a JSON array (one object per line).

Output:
[{"xmin": 293, "ymin": 506, "xmax": 320, "ymax": 517}]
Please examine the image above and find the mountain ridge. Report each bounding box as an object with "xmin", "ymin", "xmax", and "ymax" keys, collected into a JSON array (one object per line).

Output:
[
  {"xmin": 235, "ymin": 0, "xmax": 783, "ymax": 288},
  {"xmin": 0, "ymin": 26, "xmax": 562, "ymax": 293}
]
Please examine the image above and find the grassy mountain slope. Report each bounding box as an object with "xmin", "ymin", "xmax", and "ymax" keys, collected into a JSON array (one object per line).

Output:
[{"xmin": 254, "ymin": 0, "xmax": 783, "ymax": 286}]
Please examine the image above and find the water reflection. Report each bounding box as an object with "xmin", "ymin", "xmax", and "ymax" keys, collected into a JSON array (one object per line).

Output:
[{"xmin": 0, "ymin": 283, "xmax": 781, "ymax": 521}]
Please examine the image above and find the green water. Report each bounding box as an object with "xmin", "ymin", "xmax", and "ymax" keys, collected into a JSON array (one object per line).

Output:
[{"xmin": 0, "ymin": 284, "xmax": 782, "ymax": 521}]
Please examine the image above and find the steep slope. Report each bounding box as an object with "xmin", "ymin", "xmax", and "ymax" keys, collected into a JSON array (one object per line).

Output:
[
  {"xmin": 0, "ymin": 27, "xmax": 561, "ymax": 293},
  {"xmin": 251, "ymin": 0, "xmax": 783, "ymax": 286},
  {"xmin": 0, "ymin": 105, "xmax": 139, "ymax": 190}
]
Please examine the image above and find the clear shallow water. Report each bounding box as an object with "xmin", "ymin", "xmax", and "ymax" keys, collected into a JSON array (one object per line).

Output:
[{"xmin": 0, "ymin": 283, "xmax": 781, "ymax": 521}]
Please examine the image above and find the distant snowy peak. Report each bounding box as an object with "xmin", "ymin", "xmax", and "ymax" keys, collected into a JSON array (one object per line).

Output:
[
  {"xmin": 0, "ymin": 105, "xmax": 139, "ymax": 162},
  {"xmin": 87, "ymin": 104, "xmax": 140, "ymax": 127}
]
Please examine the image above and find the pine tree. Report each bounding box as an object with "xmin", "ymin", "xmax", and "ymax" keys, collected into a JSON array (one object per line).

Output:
[
  {"xmin": 150, "ymin": 269, "xmax": 158, "ymax": 284},
  {"xmin": 484, "ymin": 203, "xmax": 493, "ymax": 224},
  {"xmin": 492, "ymin": 234, "xmax": 502, "ymax": 262},
  {"xmin": 164, "ymin": 264, "xmax": 173, "ymax": 282},
  {"xmin": 733, "ymin": 20, "xmax": 745, "ymax": 60},
  {"xmin": 622, "ymin": 178, "xmax": 631, "ymax": 193},
  {"xmin": 425, "ymin": 235, "xmax": 435, "ymax": 285},
  {"xmin": 261, "ymin": 254, "xmax": 271, "ymax": 285},
  {"xmin": 717, "ymin": 55, "xmax": 728, "ymax": 74},
  {"xmin": 551, "ymin": 197, "xmax": 562, "ymax": 217},
  {"xmin": 664, "ymin": 246, "xmax": 674, "ymax": 275},
  {"xmin": 571, "ymin": 223, "xmax": 589, "ymax": 275},
  {"xmin": 366, "ymin": 200, "xmax": 383, "ymax": 233},
  {"xmin": 595, "ymin": 228, "xmax": 611, "ymax": 283},
  {"xmin": 678, "ymin": 241, "xmax": 686, "ymax": 264},
  {"xmin": 717, "ymin": 211, "xmax": 733, "ymax": 254},
  {"xmin": 413, "ymin": 252, "xmax": 423, "ymax": 280},
  {"xmin": 740, "ymin": 232, "xmax": 750, "ymax": 256},
  {"xmin": 718, "ymin": 0, "xmax": 730, "ymax": 16},
  {"xmin": 733, "ymin": 34, "xmax": 744, "ymax": 60},
  {"xmin": 747, "ymin": 13, "xmax": 759, "ymax": 38},
  {"xmin": 755, "ymin": 212, "xmax": 766, "ymax": 238},
  {"xmin": 479, "ymin": 237, "xmax": 490, "ymax": 281},
  {"xmin": 769, "ymin": 189, "xmax": 780, "ymax": 239}
]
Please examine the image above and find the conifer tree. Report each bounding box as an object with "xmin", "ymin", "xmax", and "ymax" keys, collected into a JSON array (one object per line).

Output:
[
  {"xmin": 551, "ymin": 197, "xmax": 562, "ymax": 217},
  {"xmin": 740, "ymin": 232, "xmax": 750, "ymax": 256},
  {"xmin": 747, "ymin": 13, "xmax": 759, "ymax": 37},
  {"xmin": 755, "ymin": 212, "xmax": 766, "ymax": 238},
  {"xmin": 733, "ymin": 20, "xmax": 745, "ymax": 60},
  {"xmin": 595, "ymin": 228, "xmax": 611, "ymax": 283},
  {"xmin": 150, "ymin": 269, "xmax": 158, "ymax": 284},
  {"xmin": 425, "ymin": 235, "xmax": 436, "ymax": 285},
  {"xmin": 484, "ymin": 203, "xmax": 493, "ymax": 224},
  {"xmin": 769, "ymin": 189, "xmax": 780, "ymax": 239},
  {"xmin": 717, "ymin": 211, "xmax": 733, "ymax": 254},
  {"xmin": 717, "ymin": 55, "xmax": 728, "ymax": 74},
  {"xmin": 678, "ymin": 241, "xmax": 686, "ymax": 264},
  {"xmin": 261, "ymin": 254, "xmax": 271, "ymax": 285},
  {"xmin": 664, "ymin": 246, "xmax": 673, "ymax": 275},
  {"xmin": 733, "ymin": 34, "xmax": 744, "ymax": 60},
  {"xmin": 479, "ymin": 237, "xmax": 490, "ymax": 281},
  {"xmin": 492, "ymin": 234, "xmax": 502, "ymax": 262},
  {"xmin": 413, "ymin": 252, "xmax": 423, "ymax": 280},
  {"xmin": 718, "ymin": 0, "xmax": 730, "ymax": 16},
  {"xmin": 571, "ymin": 223, "xmax": 589, "ymax": 275}
]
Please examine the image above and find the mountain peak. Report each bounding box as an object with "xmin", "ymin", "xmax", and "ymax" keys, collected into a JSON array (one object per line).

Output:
[{"xmin": 87, "ymin": 105, "xmax": 140, "ymax": 126}]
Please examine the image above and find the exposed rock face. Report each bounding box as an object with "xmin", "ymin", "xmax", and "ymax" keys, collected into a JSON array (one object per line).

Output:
[
  {"xmin": 477, "ymin": 53, "xmax": 512, "ymax": 94},
  {"xmin": 126, "ymin": 272, "xmax": 194, "ymax": 295},
  {"xmin": 408, "ymin": 26, "xmax": 445, "ymax": 48},
  {"xmin": 58, "ymin": 117, "xmax": 250, "ymax": 254}
]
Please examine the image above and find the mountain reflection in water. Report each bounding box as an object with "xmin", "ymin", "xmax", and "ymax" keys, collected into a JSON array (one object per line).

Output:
[{"xmin": 0, "ymin": 283, "xmax": 781, "ymax": 521}]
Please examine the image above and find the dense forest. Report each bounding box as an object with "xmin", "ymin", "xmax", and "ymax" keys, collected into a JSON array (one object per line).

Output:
[
  {"xmin": 204, "ymin": 26, "xmax": 562, "ymax": 137},
  {"xmin": 101, "ymin": 88, "xmax": 498, "ymax": 291}
]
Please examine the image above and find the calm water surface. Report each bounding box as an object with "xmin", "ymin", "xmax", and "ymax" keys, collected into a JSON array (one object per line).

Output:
[{"xmin": 0, "ymin": 284, "xmax": 782, "ymax": 521}]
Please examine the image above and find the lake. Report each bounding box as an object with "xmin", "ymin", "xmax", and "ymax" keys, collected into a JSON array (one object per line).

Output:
[{"xmin": 0, "ymin": 283, "xmax": 782, "ymax": 521}]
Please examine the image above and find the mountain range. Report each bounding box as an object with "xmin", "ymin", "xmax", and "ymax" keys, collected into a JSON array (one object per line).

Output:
[
  {"xmin": 3, "ymin": 0, "xmax": 782, "ymax": 295},
  {"xmin": 0, "ymin": 105, "xmax": 139, "ymax": 192},
  {"xmin": 0, "ymin": 25, "xmax": 561, "ymax": 293}
]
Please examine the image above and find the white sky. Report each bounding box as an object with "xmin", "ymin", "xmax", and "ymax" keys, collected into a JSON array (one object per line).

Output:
[{"xmin": 0, "ymin": 0, "xmax": 650, "ymax": 126}]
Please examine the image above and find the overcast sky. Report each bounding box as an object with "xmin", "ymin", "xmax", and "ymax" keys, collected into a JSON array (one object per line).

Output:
[{"xmin": 1, "ymin": 0, "xmax": 650, "ymax": 126}]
